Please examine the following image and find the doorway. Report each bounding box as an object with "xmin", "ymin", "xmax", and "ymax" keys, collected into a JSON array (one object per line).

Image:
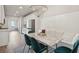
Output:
[{"xmin": 28, "ymin": 19, "xmax": 35, "ymax": 33}]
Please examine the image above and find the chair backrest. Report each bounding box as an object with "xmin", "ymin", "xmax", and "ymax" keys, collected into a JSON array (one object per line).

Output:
[
  {"xmin": 30, "ymin": 37, "xmax": 41, "ymax": 53},
  {"xmin": 24, "ymin": 34, "xmax": 31, "ymax": 46},
  {"xmin": 72, "ymin": 40, "xmax": 79, "ymax": 53}
]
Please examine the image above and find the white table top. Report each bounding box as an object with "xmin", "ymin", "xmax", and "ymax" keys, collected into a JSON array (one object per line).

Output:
[{"xmin": 29, "ymin": 33, "xmax": 62, "ymax": 47}]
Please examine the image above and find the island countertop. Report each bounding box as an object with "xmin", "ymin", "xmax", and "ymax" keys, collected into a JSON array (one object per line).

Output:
[{"xmin": 0, "ymin": 28, "xmax": 9, "ymax": 32}]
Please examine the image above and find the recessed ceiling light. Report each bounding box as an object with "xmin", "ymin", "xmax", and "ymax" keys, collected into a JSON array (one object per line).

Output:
[{"xmin": 19, "ymin": 6, "xmax": 23, "ymax": 9}]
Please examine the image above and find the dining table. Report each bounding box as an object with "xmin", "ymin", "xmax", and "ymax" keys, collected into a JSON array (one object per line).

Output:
[{"xmin": 28, "ymin": 33, "xmax": 62, "ymax": 48}]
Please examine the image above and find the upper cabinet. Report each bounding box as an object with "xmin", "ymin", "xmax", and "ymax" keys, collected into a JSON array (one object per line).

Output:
[{"xmin": 0, "ymin": 5, "xmax": 5, "ymax": 25}]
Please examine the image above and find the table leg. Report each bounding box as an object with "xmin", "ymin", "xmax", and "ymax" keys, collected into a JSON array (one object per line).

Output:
[{"xmin": 56, "ymin": 43, "xmax": 57, "ymax": 49}]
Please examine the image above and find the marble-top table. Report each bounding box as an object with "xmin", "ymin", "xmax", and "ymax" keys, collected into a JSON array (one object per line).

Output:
[{"xmin": 29, "ymin": 33, "xmax": 62, "ymax": 47}]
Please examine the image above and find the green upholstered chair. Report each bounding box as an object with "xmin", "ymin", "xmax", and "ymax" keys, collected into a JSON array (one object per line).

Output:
[
  {"xmin": 23, "ymin": 34, "xmax": 32, "ymax": 52},
  {"xmin": 54, "ymin": 40, "xmax": 79, "ymax": 53},
  {"xmin": 30, "ymin": 37, "xmax": 48, "ymax": 53}
]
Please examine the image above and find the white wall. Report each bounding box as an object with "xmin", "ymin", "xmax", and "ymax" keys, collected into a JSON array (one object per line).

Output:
[
  {"xmin": 40, "ymin": 11, "xmax": 79, "ymax": 33},
  {"xmin": 5, "ymin": 16, "xmax": 23, "ymax": 32}
]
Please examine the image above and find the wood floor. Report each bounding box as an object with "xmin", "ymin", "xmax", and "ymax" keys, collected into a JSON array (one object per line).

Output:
[
  {"xmin": 0, "ymin": 45, "xmax": 7, "ymax": 53},
  {"xmin": 0, "ymin": 31, "xmax": 24, "ymax": 53}
]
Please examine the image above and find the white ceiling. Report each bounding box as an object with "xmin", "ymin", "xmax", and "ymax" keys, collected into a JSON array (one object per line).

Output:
[
  {"xmin": 45, "ymin": 5, "xmax": 79, "ymax": 16},
  {"xmin": 4, "ymin": 5, "xmax": 79, "ymax": 17},
  {"xmin": 4, "ymin": 5, "xmax": 47, "ymax": 17},
  {"xmin": 4, "ymin": 5, "xmax": 33, "ymax": 17}
]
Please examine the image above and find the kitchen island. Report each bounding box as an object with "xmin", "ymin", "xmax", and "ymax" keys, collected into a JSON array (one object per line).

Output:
[{"xmin": 0, "ymin": 28, "xmax": 9, "ymax": 46}]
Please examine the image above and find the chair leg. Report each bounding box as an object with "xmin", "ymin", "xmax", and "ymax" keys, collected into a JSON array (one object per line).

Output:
[
  {"xmin": 23, "ymin": 44, "xmax": 26, "ymax": 53},
  {"xmin": 28, "ymin": 46, "xmax": 30, "ymax": 53},
  {"xmin": 46, "ymin": 47, "xmax": 48, "ymax": 53}
]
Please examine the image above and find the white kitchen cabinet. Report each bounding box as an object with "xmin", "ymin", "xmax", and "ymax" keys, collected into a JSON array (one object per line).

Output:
[
  {"xmin": 0, "ymin": 29, "xmax": 9, "ymax": 46},
  {"xmin": 0, "ymin": 5, "xmax": 5, "ymax": 24}
]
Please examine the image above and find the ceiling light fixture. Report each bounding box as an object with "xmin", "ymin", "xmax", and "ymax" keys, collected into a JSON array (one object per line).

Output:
[{"xmin": 19, "ymin": 6, "xmax": 23, "ymax": 9}]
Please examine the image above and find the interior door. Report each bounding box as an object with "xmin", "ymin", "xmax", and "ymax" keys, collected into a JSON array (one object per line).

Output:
[{"xmin": 31, "ymin": 19, "xmax": 35, "ymax": 32}]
